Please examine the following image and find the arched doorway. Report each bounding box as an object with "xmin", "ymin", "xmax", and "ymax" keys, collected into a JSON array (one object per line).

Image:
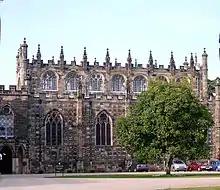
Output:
[
  {"xmin": 0, "ymin": 146, "xmax": 13, "ymax": 174},
  {"xmin": 18, "ymin": 146, "xmax": 24, "ymax": 174}
]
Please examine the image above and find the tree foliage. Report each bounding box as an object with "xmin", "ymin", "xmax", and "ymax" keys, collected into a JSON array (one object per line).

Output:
[{"xmin": 116, "ymin": 79, "xmax": 214, "ymax": 174}]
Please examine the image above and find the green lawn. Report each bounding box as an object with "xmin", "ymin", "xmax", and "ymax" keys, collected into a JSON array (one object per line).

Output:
[
  {"xmin": 170, "ymin": 187, "xmax": 220, "ymax": 190},
  {"xmin": 50, "ymin": 173, "xmax": 220, "ymax": 179}
]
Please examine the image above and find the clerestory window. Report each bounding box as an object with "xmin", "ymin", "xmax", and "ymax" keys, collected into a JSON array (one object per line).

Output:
[{"xmin": 42, "ymin": 71, "xmax": 57, "ymax": 91}]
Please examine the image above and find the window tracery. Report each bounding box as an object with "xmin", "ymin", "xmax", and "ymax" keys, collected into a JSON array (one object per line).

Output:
[
  {"xmin": 65, "ymin": 72, "xmax": 79, "ymax": 91},
  {"xmin": 111, "ymin": 75, "xmax": 125, "ymax": 92},
  {"xmin": 96, "ymin": 111, "xmax": 112, "ymax": 146},
  {"xmin": 88, "ymin": 73, "xmax": 103, "ymax": 92},
  {"xmin": 0, "ymin": 106, "xmax": 14, "ymax": 138},
  {"xmin": 42, "ymin": 71, "xmax": 57, "ymax": 91},
  {"xmin": 45, "ymin": 110, "xmax": 63, "ymax": 146},
  {"xmin": 133, "ymin": 75, "xmax": 147, "ymax": 93}
]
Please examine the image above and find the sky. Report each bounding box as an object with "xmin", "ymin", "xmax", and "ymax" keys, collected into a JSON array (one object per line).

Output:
[{"xmin": 0, "ymin": 0, "xmax": 220, "ymax": 88}]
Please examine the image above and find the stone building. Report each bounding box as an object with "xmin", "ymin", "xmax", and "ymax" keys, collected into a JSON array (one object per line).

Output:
[{"xmin": 0, "ymin": 38, "xmax": 211, "ymax": 174}]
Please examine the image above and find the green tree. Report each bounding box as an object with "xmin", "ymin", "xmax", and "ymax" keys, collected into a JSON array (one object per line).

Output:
[{"xmin": 116, "ymin": 79, "xmax": 213, "ymax": 175}]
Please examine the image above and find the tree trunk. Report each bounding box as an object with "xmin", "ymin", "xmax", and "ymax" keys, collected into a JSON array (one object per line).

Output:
[{"xmin": 164, "ymin": 154, "xmax": 173, "ymax": 175}]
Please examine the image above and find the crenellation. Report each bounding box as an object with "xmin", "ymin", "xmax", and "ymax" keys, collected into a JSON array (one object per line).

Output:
[
  {"xmin": 137, "ymin": 63, "xmax": 143, "ymax": 68},
  {"xmin": 0, "ymin": 85, "xmax": 23, "ymax": 95},
  {"xmin": 0, "ymin": 85, "xmax": 4, "ymax": 91},
  {"xmin": 57, "ymin": 60, "xmax": 67, "ymax": 65},
  {"xmin": 179, "ymin": 66, "xmax": 185, "ymax": 71},
  {"xmin": 159, "ymin": 65, "xmax": 164, "ymax": 69},
  {"xmin": 9, "ymin": 85, "xmax": 16, "ymax": 91},
  {"xmin": 0, "ymin": 37, "xmax": 211, "ymax": 174}
]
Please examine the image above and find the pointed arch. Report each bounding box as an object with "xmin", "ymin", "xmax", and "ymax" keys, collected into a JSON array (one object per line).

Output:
[
  {"xmin": 0, "ymin": 105, "xmax": 14, "ymax": 138},
  {"xmin": 0, "ymin": 145, "xmax": 13, "ymax": 174},
  {"xmin": 65, "ymin": 71, "xmax": 80, "ymax": 91},
  {"xmin": 41, "ymin": 70, "xmax": 57, "ymax": 91},
  {"xmin": 44, "ymin": 109, "xmax": 64, "ymax": 146},
  {"xmin": 95, "ymin": 110, "xmax": 113, "ymax": 146},
  {"xmin": 133, "ymin": 75, "xmax": 147, "ymax": 93},
  {"xmin": 111, "ymin": 74, "xmax": 125, "ymax": 92},
  {"xmin": 88, "ymin": 73, "xmax": 104, "ymax": 92}
]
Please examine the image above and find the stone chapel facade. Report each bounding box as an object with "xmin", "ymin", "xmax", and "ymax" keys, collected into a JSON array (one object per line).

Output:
[{"xmin": 0, "ymin": 37, "xmax": 215, "ymax": 174}]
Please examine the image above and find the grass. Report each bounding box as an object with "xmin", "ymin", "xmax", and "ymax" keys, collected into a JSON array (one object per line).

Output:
[
  {"xmin": 50, "ymin": 173, "xmax": 220, "ymax": 179},
  {"xmin": 170, "ymin": 187, "xmax": 220, "ymax": 190}
]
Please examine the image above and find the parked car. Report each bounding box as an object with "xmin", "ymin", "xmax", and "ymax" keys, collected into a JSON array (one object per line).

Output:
[
  {"xmin": 134, "ymin": 164, "xmax": 149, "ymax": 172},
  {"xmin": 200, "ymin": 161, "xmax": 213, "ymax": 171},
  {"xmin": 172, "ymin": 160, "xmax": 187, "ymax": 172},
  {"xmin": 187, "ymin": 162, "xmax": 202, "ymax": 171},
  {"xmin": 210, "ymin": 160, "xmax": 220, "ymax": 171}
]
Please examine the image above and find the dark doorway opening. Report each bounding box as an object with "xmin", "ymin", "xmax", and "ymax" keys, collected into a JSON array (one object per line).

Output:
[
  {"xmin": 0, "ymin": 146, "xmax": 13, "ymax": 174},
  {"xmin": 18, "ymin": 146, "xmax": 24, "ymax": 174}
]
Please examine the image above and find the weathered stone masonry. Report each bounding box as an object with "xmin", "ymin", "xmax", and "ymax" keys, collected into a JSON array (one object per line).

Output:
[{"xmin": 0, "ymin": 37, "xmax": 218, "ymax": 174}]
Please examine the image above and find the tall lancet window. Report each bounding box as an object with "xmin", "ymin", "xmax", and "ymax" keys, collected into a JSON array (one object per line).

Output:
[
  {"xmin": 133, "ymin": 75, "xmax": 147, "ymax": 93},
  {"xmin": 45, "ymin": 110, "xmax": 63, "ymax": 146},
  {"xmin": 65, "ymin": 72, "xmax": 79, "ymax": 91},
  {"xmin": 0, "ymin": 106, "xmax": 14, "ymax": 138},
  {"xmin": 42, "ymin": 71, "xmax": 57, "ymax": 91},
  {"xmin": 88, "ymin": 73, "xmax": 103, "ymax": 92},
  {"xmin": 111, "ymin": 74, "xmax": 125, "ymax": 92},
  {"xmin": 95, "ymin": 111, "xmax": 112, "ymax": 146}
]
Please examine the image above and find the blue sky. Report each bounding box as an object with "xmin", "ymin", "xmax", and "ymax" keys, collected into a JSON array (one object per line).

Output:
[{"xmin": 0, "ymin": 0, "xmax": 220, "ymax": 87}]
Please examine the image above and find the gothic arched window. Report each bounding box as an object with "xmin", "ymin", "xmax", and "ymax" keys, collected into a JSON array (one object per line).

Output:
[
  {"xmin": 89, "ymin": 73, "xmax": 103, "ymax": 92},
  {"xmin": 65, "ymin": 72, "xmax": 79, "ymax": 91},
  {"xmin": 0, "ymin": 106, "xmax": 14, "ymax": 138},
  {"xmin": 133, "ymin": 75, "xmax": 147, "ymax": 93},
  {"xmin": 45, "ymin": 110, "xmax": 63, "ymax": 146},
  {"xmin": 42, "ymin": 71, "xmax": 57, "ymax": 91},
  {"xmin": 111, "ymin": 75, "xmax": 125, "ymax": 92},
  {"xmin": 95, "ymin": 111, "xmax": 112, "ymax": 146}
]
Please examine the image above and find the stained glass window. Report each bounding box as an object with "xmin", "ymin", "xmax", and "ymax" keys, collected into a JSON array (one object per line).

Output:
[
  {"xmin": 65, "ymin": 72, "xmax": 79, "ymax": 91},
  {"xmin": 0, "ymin": 106, "xmax": 14, "ymax": 138},
  {"xmin": 96, "ymin": 111, "xmax": 112, "ymax": 146},
  {"xmin": 45, "ymin": 110, "xmax": 63, "ymax": 146},
  {"xmin": 42, "ymin": 71, "xmax": 57, "ymax": 91},
  {"xmin": 133, "ymin": 75, "xmax": 147, "ymax": 93},
  {"xmin": 111, "ymin": 75, "xmax": 125, "ymax": 92},
  {"xmin": 89, "ymin": 74, "xmax": 103, "ymax": 92}
]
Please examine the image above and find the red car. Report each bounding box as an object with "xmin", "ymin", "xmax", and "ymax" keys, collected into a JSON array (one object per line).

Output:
[{"xmin": 187, "ymin": 162, "xmax": 202, "ymax": 171}]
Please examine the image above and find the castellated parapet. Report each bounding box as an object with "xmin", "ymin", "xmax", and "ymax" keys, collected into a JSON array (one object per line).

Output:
[{"xmin": 0, "ymin": 37, "xmax": 211, "ymax": 174}]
